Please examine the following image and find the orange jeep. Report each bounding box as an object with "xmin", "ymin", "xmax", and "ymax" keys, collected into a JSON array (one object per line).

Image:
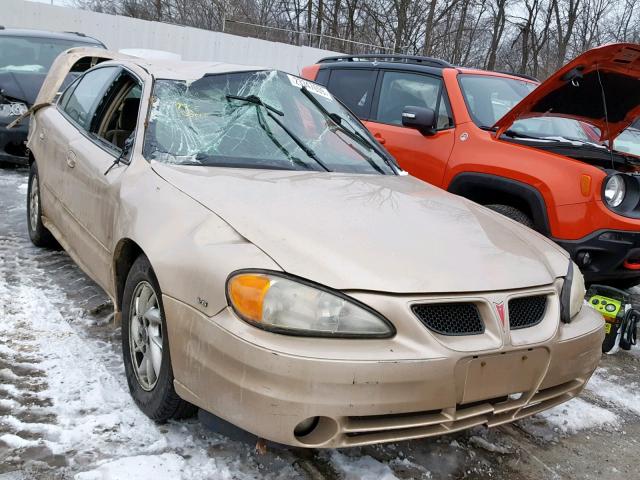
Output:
[{"xmin": 302, "ymin": 43, "xmax": 640, "ymax": 286}]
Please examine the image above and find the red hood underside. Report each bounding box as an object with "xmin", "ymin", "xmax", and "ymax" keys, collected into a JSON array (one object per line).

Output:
[{"xmin": 494, "ymin": 43, "xmax": 640, "ymax": 143}]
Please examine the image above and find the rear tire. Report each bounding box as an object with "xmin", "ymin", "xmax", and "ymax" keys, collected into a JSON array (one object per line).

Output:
[
  {"xmin": 27, "ymin": 162, "xmax": 56, "ymax": 248},
  {"xmin": 485, "ymin": 204, "xmax": 534, "ymax": 229},
  {"xmin": 122, "ymin": 255, "xmax": 196, "ymax": 421}
]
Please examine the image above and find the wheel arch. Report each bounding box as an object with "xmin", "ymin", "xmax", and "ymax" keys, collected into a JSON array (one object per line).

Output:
[
  {"xmin": 113, "ymin": 238, "xmax": 147, "ymax": 314},
  {"xmin": 448, "ymin": 172, "xmax": 551, "ymax": 235}
]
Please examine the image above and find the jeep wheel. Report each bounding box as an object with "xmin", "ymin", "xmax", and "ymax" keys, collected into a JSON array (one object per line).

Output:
[
  {"xmin": 122, "ymin": 255, "xmax": 196, "ymax": 421},
  {"xmin": 485, "ymin": 204, "xmax": 534, "ymax": 229},
  {"xmin": 27, "ymin": 162, "xmax": 57, "ymax": 248}
]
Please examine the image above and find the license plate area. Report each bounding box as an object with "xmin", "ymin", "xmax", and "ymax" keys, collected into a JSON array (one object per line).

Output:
[{"xmin": 461, "ymin": 348, "xmax": 549, "ymax": 404}]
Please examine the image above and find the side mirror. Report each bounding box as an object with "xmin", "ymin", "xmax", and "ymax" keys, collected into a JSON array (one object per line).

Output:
[
  {"xmin": 121, "ymin": 135, "xmax": 135, "ymax": 158},
  {"xmin": 401, "ymin": 106, "xmax": 436, "ymax": 135}
]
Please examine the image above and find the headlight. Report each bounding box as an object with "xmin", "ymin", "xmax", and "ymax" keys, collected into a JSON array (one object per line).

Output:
[
  {"xmin": 226, "ymin": 271, "xmax": 394, "ymax": 337},
  {"xmin": 0, "ymin": 101, "xmax": 28, "ymax": 117},
  {"xmin": 604, "ymin": 175, "xmax": 626, "ymax": 207},
  {"xmin": 560, "ymin": 262, "xmax": 585, "ymax": 323}
]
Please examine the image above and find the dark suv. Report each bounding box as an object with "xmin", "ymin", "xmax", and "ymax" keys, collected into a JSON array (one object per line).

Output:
[{"xmin": 0, "ymin": 28, "xmax": 105, "ymax": 166}]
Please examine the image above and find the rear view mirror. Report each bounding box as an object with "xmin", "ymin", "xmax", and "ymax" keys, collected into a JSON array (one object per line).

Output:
[{"xmin": 402, "ymin": 106, "xmax": 436, "ymax": 135}]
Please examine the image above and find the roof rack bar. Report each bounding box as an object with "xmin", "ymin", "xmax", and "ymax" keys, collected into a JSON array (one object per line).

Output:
[{"xmin": 318, "ymin": 54, "xmax": 452, "ymax": 68}]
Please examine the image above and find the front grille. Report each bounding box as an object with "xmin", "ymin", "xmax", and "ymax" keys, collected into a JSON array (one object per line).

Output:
[
  {"xmin": 508, "ymin": 295, "xmax": 547, "ymax": 330},
  {"xmin": 412, "ymin": 302, "xmax": 484, "ymax": 336}
]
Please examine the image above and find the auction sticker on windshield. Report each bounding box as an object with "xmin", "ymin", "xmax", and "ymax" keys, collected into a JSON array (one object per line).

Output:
[{"xmin": 287, "ymin": 74, "xmax": 332, "ymax": 100}]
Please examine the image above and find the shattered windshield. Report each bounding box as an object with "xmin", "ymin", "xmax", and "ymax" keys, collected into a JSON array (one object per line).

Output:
[{"xmin": 144, "ymin": 70, "xmax": 395, "ymax": 174}]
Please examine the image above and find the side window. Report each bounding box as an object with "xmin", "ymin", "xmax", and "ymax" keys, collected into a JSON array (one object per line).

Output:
[
  {"xmin": 375, "ymin": 71, "xmax": 453, "ymax": 129},
  {"xmin": 327, "ymin": 69, "xmax": 376, "ymax": 118},
  {"xmin": 93, "ymin": 73, "xmax": 142, "ymax": 152},
  {"xmin": 62, "ymin": 66, "xmax": 118, "ymax": 130}
]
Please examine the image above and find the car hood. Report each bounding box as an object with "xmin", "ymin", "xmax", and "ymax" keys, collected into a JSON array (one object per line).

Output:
[
  {"xmin": 494, "ymin": 43, "xmax": 640, "ymax": 143},
  {"xmin": 151, "ymin": 162, "xmax": 569, "ymax": 293},
  {"xmin": 0, "ymin": 71, "xmax": 47, "ymax": 105}
]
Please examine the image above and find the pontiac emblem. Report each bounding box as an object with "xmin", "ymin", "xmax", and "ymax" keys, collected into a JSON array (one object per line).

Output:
[{"xmin": 494, "ymin": 301, "xmax": 506, "ymax": 326}]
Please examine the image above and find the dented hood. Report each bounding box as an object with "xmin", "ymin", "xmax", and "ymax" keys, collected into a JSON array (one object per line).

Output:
[
  {"xmin": 495, "ymin": 43, "xmax": 640, "ymax": 143},
  {"xmin": 152, "ymin": 163, "xmax": 569, "ymax": 293}
]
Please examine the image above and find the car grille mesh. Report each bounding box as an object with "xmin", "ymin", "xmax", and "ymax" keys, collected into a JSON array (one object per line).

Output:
[
  {"xmin": 508, "ymin": 295, "xmax": 547, "ymax": 330},
  {"xmin": 411, "ymin": 303, "xmax": 484, "ymax": 336}
]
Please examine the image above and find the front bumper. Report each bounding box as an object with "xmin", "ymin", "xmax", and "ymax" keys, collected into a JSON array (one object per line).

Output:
[
  {"xmin": 555, "ymin": 229, "xmax": 640, "ymax": 284},
  {"xmin": 162, "ymin": 287, "xmax": 604, "ymax": 448},
  {"xmin": 0, "ymin": 116, "xmax": 29, "ymax": 166}
]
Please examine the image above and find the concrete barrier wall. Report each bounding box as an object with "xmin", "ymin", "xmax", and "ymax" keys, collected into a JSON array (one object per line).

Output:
[{"xmin": 2, "ymin": 0, "xmax": 339, "ymax": 74}]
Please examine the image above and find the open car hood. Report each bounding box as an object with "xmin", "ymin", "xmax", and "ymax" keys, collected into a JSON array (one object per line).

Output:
[
  {"xmin": 494, "ymin": 43, "xmax": 640, "ymax": 143},
  {"xmin": 152, "ymin": 162, "xmax": 570, "ymax": 294}
]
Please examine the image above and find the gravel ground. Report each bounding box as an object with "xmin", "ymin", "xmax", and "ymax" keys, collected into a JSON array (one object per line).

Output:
[{"xmin": 1, "ymin": 166, "xmax": 640, "ymax": 480}]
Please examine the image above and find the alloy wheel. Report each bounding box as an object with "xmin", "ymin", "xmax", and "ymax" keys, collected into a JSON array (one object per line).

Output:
[{"xmin": 129, "ymin": 281, "xmax": 163, "ymax": 391}]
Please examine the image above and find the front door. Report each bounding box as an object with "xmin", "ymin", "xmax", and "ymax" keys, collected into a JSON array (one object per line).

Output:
[
  {"xmin": 365, "ymin": 70, "xmax": 456, "ymax": 187},
  {"xmin": 54, "ymin": 66, "xmax": 141, "ymax": 290}
]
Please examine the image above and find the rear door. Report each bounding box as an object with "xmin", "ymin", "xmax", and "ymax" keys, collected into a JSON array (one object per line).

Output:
[{"xmin": 365, "ymin": 70, "xmax": 455, "ymax": 187}]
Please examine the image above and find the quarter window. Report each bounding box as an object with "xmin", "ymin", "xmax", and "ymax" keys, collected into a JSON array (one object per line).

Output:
[
  {"xmin": 62, "ymin": 66, "xmax": 118, "ymax": 130},
  {"xmin": 327, "ymin": 69, "xmax": 376, "ymax": 118},
  {"xmin": 375, "ymin": 71, "xmax": 453, "ymax": 129}
]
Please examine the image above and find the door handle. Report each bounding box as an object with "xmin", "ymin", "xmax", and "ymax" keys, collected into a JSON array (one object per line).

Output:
[
  {"xmin": 66, "ymin": 150, "xmax": 76, "ymax": 168},
  {"xmin": 374, "ymin": 133, "xmax": 386, "ymax": 145}
]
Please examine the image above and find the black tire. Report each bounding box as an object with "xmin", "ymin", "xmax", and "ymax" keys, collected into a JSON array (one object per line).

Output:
[
  {"xmin": 122, "ymin": 255, "xmax": 196, "ymax": 421},
  {"xmin": 27, "ymin": 162, "xmax": 57, "ymax": 248},
  {"xmin": 485, "ymin": 204, "xmax": 534, "ymax": 229}
]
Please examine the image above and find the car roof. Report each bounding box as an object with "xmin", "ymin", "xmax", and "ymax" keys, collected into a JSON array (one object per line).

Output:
[
  {"xmin": 0, "ymin": 27, "xmax": 104, "ymax": 46},
  {"xmin": 106, "ymin": 56, "xmax": 266, "ymax": 81},
  {"xmin": 316, "ymin": 54, "xmax": 539, "ymax": 82}
]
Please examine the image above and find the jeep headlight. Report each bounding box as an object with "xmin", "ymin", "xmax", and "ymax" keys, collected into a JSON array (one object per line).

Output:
[
  {"xmin": 560, "ymin": 262, "xmax": 585, "ymax": 323},
  {"xmin": 227, "ymin": 271, "xmax": 394, "ymax": 337},
  {"xmin": 604, "ymin": 174, "xmax": 626, "ymax": 207}
]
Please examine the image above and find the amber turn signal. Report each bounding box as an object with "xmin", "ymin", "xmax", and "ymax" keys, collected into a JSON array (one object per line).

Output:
[{"xmin": 227, "ymin": 274, "xmax": 271, "ymax": 322}]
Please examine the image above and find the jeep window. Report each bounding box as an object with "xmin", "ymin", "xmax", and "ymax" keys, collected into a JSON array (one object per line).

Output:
[
  {"xmin": 0, "ymin": 36, "xmax": 100, "ymax": 74},
  {"xmin": 143, "ymin": 70, "xmax": 395, "ymax": 174},
  {"xmin": 459, "ymin": 74, "xmax": 536, "ymax": 128},
  {"xmin": 61, "ymin": 67, "xmax": 119, "ymax": 130},
  {"xmin": 326, "ymin": 69, "xmax": 376, "ymax": 118},
  {"xmin": 375, "ymin": 71, "xmax": 453, "ymax": 129}
]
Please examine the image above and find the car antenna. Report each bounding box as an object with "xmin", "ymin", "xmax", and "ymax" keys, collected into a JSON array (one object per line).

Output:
[{"xmin": 596, "ymin": 64, "xmax": 616, "ymax": 170}]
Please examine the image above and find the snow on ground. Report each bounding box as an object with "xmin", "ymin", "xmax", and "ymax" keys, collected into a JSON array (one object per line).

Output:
[
  {"xmin": 537, "ymin": 397, "xmax": 619, "ymax": 433},
  {"xmin": 586, "ymin": 368, "xmax": 640, "ymax": 416}
]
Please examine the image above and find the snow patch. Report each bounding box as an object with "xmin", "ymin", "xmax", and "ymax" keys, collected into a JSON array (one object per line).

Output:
[
  {"xmin": 538, "ymin": 397, "xmax": 618, "ymax": 433},
  {"xmin": 74, "ymin": 454, "xmax": 184, "ymax": 480},
  {"xmin": 586, "ymin": 369, "xmax": 640, "ymax": 415},
  {"xmin": 329, "ymin": 451, "xmax": 400, "ymax": 480}
]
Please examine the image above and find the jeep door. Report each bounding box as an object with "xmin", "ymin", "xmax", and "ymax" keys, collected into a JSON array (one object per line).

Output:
[{"xmin": 364, "ymin": 70, "xmax": 456, "ymax": 186}]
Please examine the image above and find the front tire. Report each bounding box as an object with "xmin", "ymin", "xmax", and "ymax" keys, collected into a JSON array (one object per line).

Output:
[
  {"xmin": 122, "ymin": 255, "xmax": 196, "ymax": 421},
  {"xmin": 27, "ymin": 162, "xmax": 56, "ymax": 248},
  {"xmin": 485, "ymin": 204, "xmax": 534, "ymax": 229}
]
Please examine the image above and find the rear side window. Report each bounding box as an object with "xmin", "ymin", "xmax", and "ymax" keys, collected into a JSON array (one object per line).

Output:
[
  {"xmin": 61, "ymin": 66, "xmax": 119, "ymax": 130},
  {"xmin": 327, "ymin": 69, "xmax": 376, "ymax": 118},
  {"xmin": 374, "ymin": 71, "xmax": 453, "ymax": 129}
]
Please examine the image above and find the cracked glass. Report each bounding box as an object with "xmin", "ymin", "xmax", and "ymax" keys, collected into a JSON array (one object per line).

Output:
[{"xmin": 144, "ymin": 70, "xmax": 395, "ymax": 174}]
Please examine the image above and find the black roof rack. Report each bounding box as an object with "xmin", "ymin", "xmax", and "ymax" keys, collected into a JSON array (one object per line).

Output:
[
  {"xmin": 318, "ymin": 54, "xmax": 452, "ymax": 68},
  {"xmin": 64, "ymin": 31, "xmax": 87, "ymax": 37},
  {"xmin": 494, "ymin": 70, "xmax": 539, "ymax": 82}
]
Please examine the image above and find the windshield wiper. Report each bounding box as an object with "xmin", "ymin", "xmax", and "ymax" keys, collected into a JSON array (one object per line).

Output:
[
  {"xmin": 263, "ymin": 108, "xmax": 331, "ymax": 172},
  {"xmin": 502, "ymin": 129, "xmax": 546, "ymax": 140},
  {"xmin": 299, "ymin": 86, "xmax": 395, "ymax": 174},
  {"xmin": 254, "ymin": 106, "xmax": 318, "ymax": 171},
  {"xmin": 226, "ymin": 94, "xmax": 284, "ymax": 116}
]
